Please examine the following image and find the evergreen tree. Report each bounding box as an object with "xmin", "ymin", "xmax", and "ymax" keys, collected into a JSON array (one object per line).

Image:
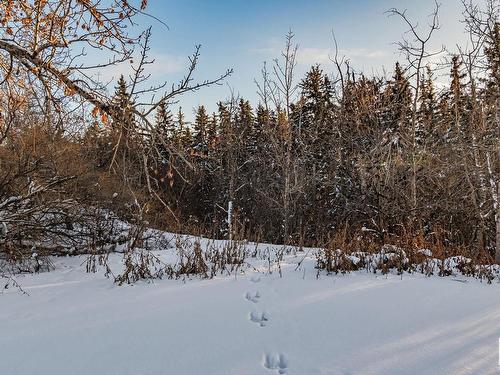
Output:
[
  {"xmin": 236, "ymin": 99, "xmax": 254, "ymax": 143},
  {"xmin": 448, "ymin": 55, "xmax": 468, "ymax": 139},
  {"xmin": 483, "ymin": 22, "xmax": 500, "ymax": 262},
  {"xmin": 484, "ymin": 22, "xmax": 500, "ymax": 100},
  {"xmin": 296, "ymin": 65, "xmax": 334, "ymax": 131},
  {"xmin": 153, "ymin": 101, "xmax": 174, "ymax": 162},
  {"xmin": 253, "ymin": 104, "xmax": 270, "ymax": 152},
  {"xmin": 278, "ymin": 66, "xmax": 333, "ymax": 239},
  {"xmin": 383, "ymin": 62, "xmax": 412, "ymax": 138},
  {"xmin": 111, "ymin": 75, "xmax": 136, "ymax": 138},
  {"xmin": 417, "ymin": 65, "xmax": 438, "ymax": 143},
  {"xmin": 193, "ymin": 105, "xmax": 210, "ymax": 154},
  {"xmin": 207, "ymin": 112, "xmax": 219, "ymax": 153},
  {"xmin": 155, "ymin": 101, "xmax": 175, "ymax": 139},
  {"xmin": 176, "ymin": 107, "xmax": 191, "ymax": 149}
]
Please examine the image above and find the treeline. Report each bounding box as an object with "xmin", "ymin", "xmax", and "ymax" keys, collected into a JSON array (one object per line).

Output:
[
  {"xmin": 0, "ymin": 0, "xmax": 498, "ymax": 263},
  {"xmin": 87, "ymin": 21, "xmax": 499, "ymax": 255}
]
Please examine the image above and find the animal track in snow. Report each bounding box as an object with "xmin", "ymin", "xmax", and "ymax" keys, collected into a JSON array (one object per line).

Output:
[
  {"xmin": 245, "ymin": 291, "xmax": 261, "ymax": 303},
  {"xmin": 250, "ymin": 275, "xmax": 261, "ymax": 283},
  {"xmin": 246, "ymin": 274, "xmax": 285, "ymax": 371},
  {"xmin": 249, "ymin": 311, "xmax": 269, "ymax": 327},
  {"xmin": 263, "ymin": 353, "xmax": 288, "ymax": 374}
]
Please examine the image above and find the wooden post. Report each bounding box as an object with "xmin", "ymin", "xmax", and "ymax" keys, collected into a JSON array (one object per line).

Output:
[{"xmin": 228, "ymin": 200, "xmax": 233, "ymax": 244}]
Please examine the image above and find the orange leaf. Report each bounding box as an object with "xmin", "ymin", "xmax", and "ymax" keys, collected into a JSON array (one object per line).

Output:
[{"xmin": 64, "ymin": 86, "xmax": 75, "ymax": 96}]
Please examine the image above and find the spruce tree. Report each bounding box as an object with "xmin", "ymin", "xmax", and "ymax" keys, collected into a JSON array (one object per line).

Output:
[
  {"xmin": 384, "ymin": 62, "xmax": 412, "ymax": 137},
  {"xmin": 111, "ymin": 75, "xmax": 136, "ymax": 138},
  {"xmin": 155, "ymin": 101, "xmax": 175, "ymax": 139},
  {"xmin": 176, "ymin": 107, "xmax": 191, "ymax": 149},
  {"xmin": 193, "ymin": 105, "xmax": 210, "ymax": 154},
  {"xmin": 417, "ymin": 65, "xmax": 438, "ymax": 143},
  {"xmin": 448, "ymin": 55, "xmax": 468, "ymax": 139},
  {"xmin": 153, "ymin": 101, "xmax": 174, "ymax": 163},
  {"xmin": 483, "ymin": 22, "xmax": 500, "ymax": 263}
]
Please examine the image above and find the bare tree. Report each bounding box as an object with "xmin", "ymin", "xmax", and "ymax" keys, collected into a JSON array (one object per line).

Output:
[
  {"xmin": 0, "ymin": 1, "xmax": 232, "ymax": 266},
  {"xmin": 387, "ymin": 1, "xmax": 444, "ymax": 220},
  {"xmin": 460, "ymin": 0, "xmax": 500, "ymax": 261},
  {"xmin": 0, "ymin": 1, "xmax": 231, "ymax": 180},
  {"xmin": 271, "ymin": 31, "xmax": 299, "ymax": 245}
]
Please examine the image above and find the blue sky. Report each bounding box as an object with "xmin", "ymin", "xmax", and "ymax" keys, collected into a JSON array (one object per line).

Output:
[{"xmin": 110, "ymin": 0, "xmax": 469, "ymax": 119}]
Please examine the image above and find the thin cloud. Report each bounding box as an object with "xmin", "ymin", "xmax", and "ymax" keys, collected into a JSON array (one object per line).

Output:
[
  {"xmin": 343, "ymin": 48, "xmax": 385, "ymax": 60},
  {"xmin": 95, "ymin": 53, "xmax": 186, "ymax": 84},
  {"xmin": 147, "ymin": 53, "xmax": 186, "ymax": 75},
  {"xmin": 250, "ymin": 47, "xmax": 279, "ymax": 55},
  {"xmin": 298, "ymin": 47, "xmax": 385, "ymax": 66},
  {"xmin": 297, "ymin": 48, "xmax": 331, "ymax": 65},
  {"xmin": 252, "ymin": 45, "xmax": 386, "ymax": 66}
]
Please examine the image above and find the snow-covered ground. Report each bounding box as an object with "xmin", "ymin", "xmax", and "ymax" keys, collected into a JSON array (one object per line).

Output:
[{"xmin": 1, "ymin": 246, "xmax": 500, "ymax": 375}]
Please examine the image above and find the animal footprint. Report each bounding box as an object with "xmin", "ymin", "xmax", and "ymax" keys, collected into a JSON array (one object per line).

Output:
[
  {"xmin": 245, "ymin": 291, "xmax": 261, "ymax": 303},
  {"xmin": 250, "ymin": 275, "xmax": 261, "ymax": 283},
  {"xmin": 249, "ymin": 311, "xmax": 269, "ymax": 327},
  {"xmin": 263, "ymin": 353, "xmax": 288, "ymax": 374}
]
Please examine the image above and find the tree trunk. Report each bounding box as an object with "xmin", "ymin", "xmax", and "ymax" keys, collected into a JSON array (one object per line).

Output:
[
  {"xmin": 495, "ymin": 97, "xmax": 500, "ymax": 264},
  {"xmin": 496, "ymin": 182, "xmax": 500, "ymax": 264}
]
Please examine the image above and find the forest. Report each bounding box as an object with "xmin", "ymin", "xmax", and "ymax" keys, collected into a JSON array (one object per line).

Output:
[
  {"xmin": 0, "ymin": 0, "xmax": 498, "ymax": 273},
  {"xmin": 1, "ymin": 2, "xmax": 500, "ymax": 374}
]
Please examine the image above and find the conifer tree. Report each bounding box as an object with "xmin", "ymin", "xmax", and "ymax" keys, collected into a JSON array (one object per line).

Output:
[
  {"xmin": 108, "ymin": 75, "xmax": 143, "ymax": 184},
  {"xmin": 193, "ymin": 105, "xmax": 210, "ymax": 154},
  {"xmin": 483, "ymin": 22, "xmax": 500, "ymax": 262},
  {"xmin": 290, "ymin": 65, "xmax": 335, "ymax": 238},
  {"xmin": 417, "ymin": 65, "xmax": 437, "ymax": 143},
  {"xmin": 153, "ymin": 101, "xmax": 174, "ymax": 162},
  {"xmin": 176, "ymin": 107, "xmax": 191, "ymax": 149},
  {"xmin": 207, "ymin": 113, "xmax": 219, "ymax": 153},
  {"xmin": 484, "ymin": 22, "xmax": 500, "ymax": 101},
  {"xmin": 111, "ymin": 75, "xmax": 136, "ymax": 138},
  {"xmin": 384, "ymin": 62, "xmax": 412, "ymax": 137},
  {"xmin": 448, "ymin": 55, "xmax": 468, "ymax": 139},
  {"xmin": 155, "ymin": 101, "xmax": 175, "ymax": 139}
]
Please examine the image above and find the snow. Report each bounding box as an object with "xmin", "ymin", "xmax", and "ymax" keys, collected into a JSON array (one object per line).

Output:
[
  {"xmin": 1, "ymin": 246, "xmax": 500, "ymax": 375},
  {"xmin": 417, "ymin": 248, "xmax": 433, "ymax": 257},
  {"xmin": 346, "ymin": 255, "xmax": 361, "ymax": 265}
]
